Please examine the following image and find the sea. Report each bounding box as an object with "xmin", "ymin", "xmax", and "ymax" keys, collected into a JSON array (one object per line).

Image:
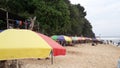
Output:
[{"xmin": 99, "ymin": 36, "xmax": 120, "ymax": 46}]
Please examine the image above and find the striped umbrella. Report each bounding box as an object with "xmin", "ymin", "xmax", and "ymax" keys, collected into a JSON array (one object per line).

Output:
[{"xmin": 0, "ymin": 29, "xmax": 66, "ymax": 61}]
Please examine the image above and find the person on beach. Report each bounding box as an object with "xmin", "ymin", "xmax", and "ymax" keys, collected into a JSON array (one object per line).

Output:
[
  {"xmin": 117, "ymin": 42, "xmax": 120, "ymax": 47},
  {"xmin": 92, "ymin": 41, "xmax": 95, "ymax": 46},
  {"xmin": 106, "ymin": 40, "xmax": 109, "ymax": 44}
]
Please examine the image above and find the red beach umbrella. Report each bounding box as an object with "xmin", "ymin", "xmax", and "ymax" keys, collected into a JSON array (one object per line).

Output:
[{"xmin": 37, "ymin": 33, "xmax": 66, "ymax": 56}]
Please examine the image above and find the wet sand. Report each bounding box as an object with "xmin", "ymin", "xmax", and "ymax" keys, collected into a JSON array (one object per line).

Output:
[{"xmin": 19, "ymin": 44, "xmax": 120, "ymax": 68}]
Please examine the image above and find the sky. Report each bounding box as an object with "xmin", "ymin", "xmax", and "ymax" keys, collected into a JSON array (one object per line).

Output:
[{"xmin": 69, "ymin": 0, "xmax": 120, "ymax": 37}]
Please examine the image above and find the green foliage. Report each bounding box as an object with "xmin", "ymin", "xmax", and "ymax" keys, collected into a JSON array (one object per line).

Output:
[
  {"xmin": 82, "ymin": 19, "xmax": 95, "ymax": 37},
  {"xmin": 0, "ymin": 20, "xmax": 6, "ymax": 30},
  {"xmin": 0, "ymin": 0, "xmax": 95, "ymax": 37}
]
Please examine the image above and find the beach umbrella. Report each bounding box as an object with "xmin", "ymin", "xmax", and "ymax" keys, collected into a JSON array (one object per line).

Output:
[
  {"xmin": 87, "ymin": 38, "xmax": 92, "ymax": 40},
  {"xmin": 51, "ymin": 35, "xmax": 72, "ymax": 42},
  {"xmin": 37, "ymin": 33, "xmax": 66, "ymax": 64},
  {"xmin": 58, "ymin": 35, "xmax": 72, "ymax": 42},
  {"xmin": 0, "ymin": 29, "xmax": 52, "ymax": 60},
  {"xmin": 51, "ymin": 35, "xmax": 58, "ymax": 41},
  {"xmin": 78, "ymin": 37, "xmax": 86, "ymax": 40},
  {"xmin": 78, "ymin": 37, "xmax": 82, "ymax": 40},
  {"xmin": 71, "ymin": 37, "xmax": 78, "ymax": 41},
  {"xmin": 92, "ymin": 38, "xmax": 97, "ymax": 41},
  {"xmin": 82, "ymin": 37, "xmax": 86, "ymax": 40},
  {"xmin": 37, "ymin": 33, "xmax": 66, "ymax": 56},
  {"xmin": 0, "ymin": 30, "xmax": 3, "ymax": 32},
  {"xmin": 92, "ymin": 38, "xmax": 99, "ymax": 41}
]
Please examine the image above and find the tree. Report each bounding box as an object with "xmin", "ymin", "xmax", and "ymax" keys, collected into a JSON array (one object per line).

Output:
[
  {"xmin": 82, "ymin": 19, "xmax": 95, "ymax": 37},
  {"xmin": 0, "ymin": 0, "xmax": 95, "ymax": 37},
  {"xmin": 0, "ymin": 20, "xmax": 6, "ymax": 30}
]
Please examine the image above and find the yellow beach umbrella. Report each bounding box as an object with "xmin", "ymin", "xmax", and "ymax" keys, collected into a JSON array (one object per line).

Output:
[
  {"xmin": 81, "ymin": 37, "xmax": 86, "ymax": 40},
  {"xmin": 64, "ymin": 36, "xmax": 72, "ymax": 42},
  {"xmin": 0, "ymin": 29, "xmax": 52, "ymax": 60}
]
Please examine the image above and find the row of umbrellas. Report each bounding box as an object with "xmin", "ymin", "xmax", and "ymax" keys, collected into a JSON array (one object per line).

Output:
[
  {"xmin": 51, "ymin": 35, "xmax": 98, "ymax": 42},
  {"xmin": 0, "ymin": 29, "xmax": 66, "ymax": 61},
  {"xmin": 51, "ymin": 35, "xmax": 72, "ymax": 42}
]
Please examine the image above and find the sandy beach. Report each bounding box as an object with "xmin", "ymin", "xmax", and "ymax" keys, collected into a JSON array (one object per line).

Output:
[{"xmin": 19, "ymin": 44, "xmax": 120, "ymax": 68}]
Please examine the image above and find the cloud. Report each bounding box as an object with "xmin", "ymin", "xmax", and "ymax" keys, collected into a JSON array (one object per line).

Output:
[
  {"xmin": 92, "ymin": 19, "xmax": 120, "ymax": 36},
  {"xmin": 69, "ymin": 0, "xmax": 120, "ymax": 36}
]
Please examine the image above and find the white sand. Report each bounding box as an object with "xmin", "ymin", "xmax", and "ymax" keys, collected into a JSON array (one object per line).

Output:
[{"xmin": 19, "ymin": 44, "xmax": 120, "ymax": 68}]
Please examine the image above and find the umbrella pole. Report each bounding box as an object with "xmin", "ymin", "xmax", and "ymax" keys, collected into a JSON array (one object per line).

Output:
[{"xmin": 51, "ymin": 50, "xmax": 54, "ymax": 64}]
